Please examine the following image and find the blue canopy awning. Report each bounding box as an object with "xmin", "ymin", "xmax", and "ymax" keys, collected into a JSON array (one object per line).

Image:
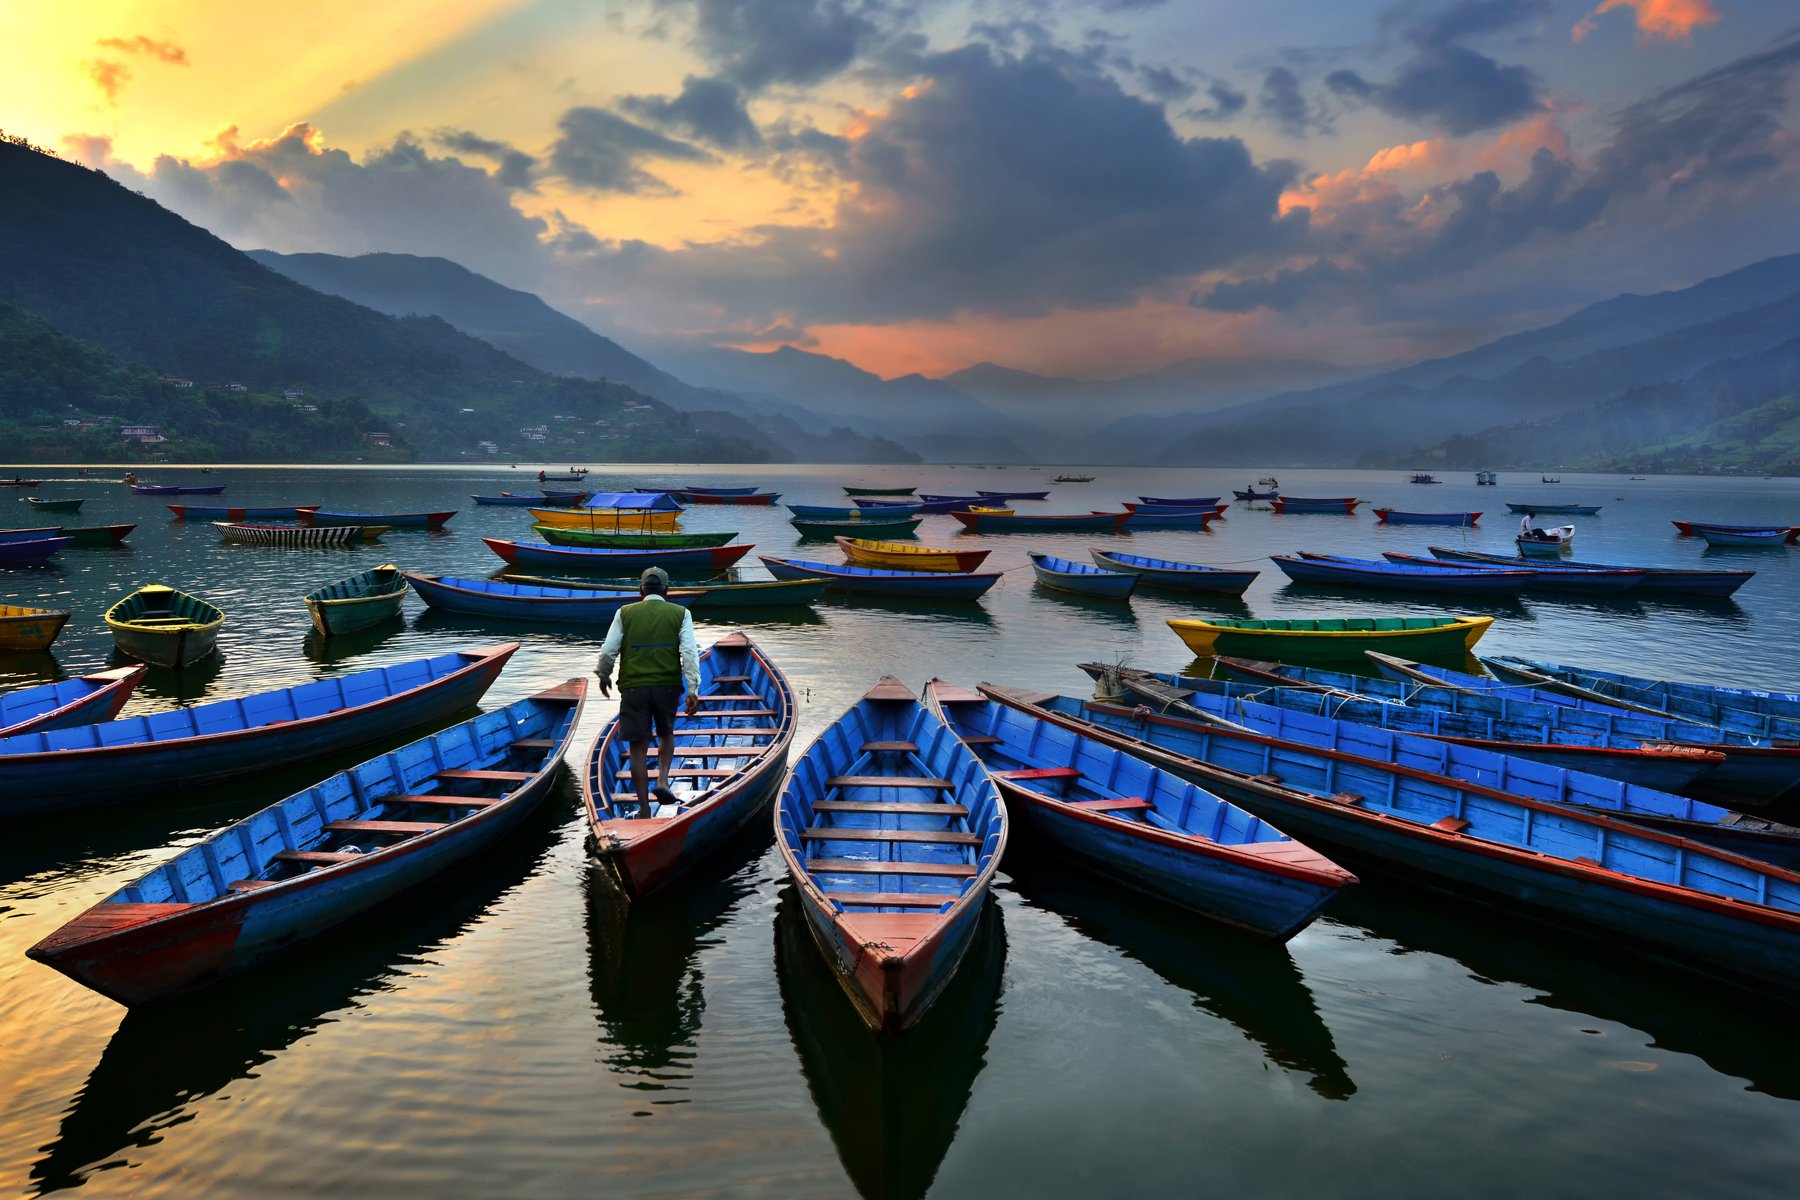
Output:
[{"xmin": 582, "ymin": 491, "xmax": 685, "ymax": 511}]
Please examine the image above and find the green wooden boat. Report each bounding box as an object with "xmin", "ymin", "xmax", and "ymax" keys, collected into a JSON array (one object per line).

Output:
[
  {"xmin": 843, "ymin": 485, "xmax": 918, "ymax": 496},
  {"xmin": 504, "ymin": 573, "xmax": 828, "ymax": 609},
  {"xmin": 532, "ymin": 524, "xmax": 738, "ymax": 549},
  {"xmin": 790, "ymin": 516, "xmax": 922, "ymax": 538},
  {"xmin": 304, "ymin": 564, "xmax": 410, "ymax": 636},
  {"xmin": 61, "ymin": 523, "xmax": 135, "ymax": 547},
  {"xmin": 1166, "ymin": 615, "xmax": 1494, "ymax": 661},
  {"xmin": 26, "ymin": 496, "xmax": 84, "ymax": 513},
  {"xmin": 104, "ymin": 584, "xmax": 224, "ymax": 668}
]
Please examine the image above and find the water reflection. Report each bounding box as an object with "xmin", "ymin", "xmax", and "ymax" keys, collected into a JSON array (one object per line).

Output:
[
  {"xmin": 108, "ymin": 650, "xmax": 226, "ymax": 704},
  {"xmin": 1028, "ymin": 585, "xmax": 1141, "ymax": 630},
  {"xmin": 300, "ymin": 616, "xmax": 406, "ymax": 665},
  {"xmin": 0, "ymin": 651, "xmax": 65, "ymax": 688},
  {"xmin": 1001, "ymin": 860, "xmax": 1355, "ymax": 1100},
  {"xmin": 1273, "ymin": 583, "xmax": 1532, "ymax": 622},
  {"xmin": 774, "ymin": 888, "xmax": 1006, "ymax": 1200},
  {"xmin": 27, "ymin": 788, "xmax": 573, "ymax": 1195}
]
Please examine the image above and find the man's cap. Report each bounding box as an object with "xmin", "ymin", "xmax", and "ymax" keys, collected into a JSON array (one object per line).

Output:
[{"xmin": 641, "ymin": 566, "xmax": 670, "ymax": 588}]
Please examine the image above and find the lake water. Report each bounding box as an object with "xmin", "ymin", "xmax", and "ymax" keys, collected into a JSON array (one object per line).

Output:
[{"xmin": 3, "ymin": 464, "xmax": 1799, "ymax": 1199}]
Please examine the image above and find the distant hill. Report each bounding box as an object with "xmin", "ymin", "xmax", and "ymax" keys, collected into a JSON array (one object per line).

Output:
[{"xmin": 0, "ymin": 138, "xmax": 762, "ymax": 462}]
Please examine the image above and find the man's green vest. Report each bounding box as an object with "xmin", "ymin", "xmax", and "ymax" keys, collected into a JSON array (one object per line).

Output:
[{"xmin": 616, "ymin": 598, "xmax": 684, "ymax": 689}]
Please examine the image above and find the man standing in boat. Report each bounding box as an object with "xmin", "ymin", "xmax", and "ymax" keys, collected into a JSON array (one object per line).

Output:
[{"xmin": 595, "ymin": 567, "xmax": 702, "ymax": 814}]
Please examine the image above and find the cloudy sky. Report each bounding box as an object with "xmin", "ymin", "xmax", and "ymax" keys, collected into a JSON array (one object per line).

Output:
[{"xmin": 9, "ymin": 1, "xmax": 1800, "ymax": 380}]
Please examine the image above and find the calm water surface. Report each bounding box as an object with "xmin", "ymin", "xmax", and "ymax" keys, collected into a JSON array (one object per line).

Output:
[{"xmin": 3, "ymin": 464, "xmax": 1799, "ymax": 1198}]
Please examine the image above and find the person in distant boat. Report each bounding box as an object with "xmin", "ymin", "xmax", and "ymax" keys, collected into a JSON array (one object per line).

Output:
[
  {"xmin": 595, "ymin": 566, "xmax": 701, "ymax": 814},
  {"xmin": 537, "ymin": 470, "xmax": 546, "ymax": 481},
  {"xmin": 1519, "ymin": 515, "xmax": 1542, "ymax": 539}
]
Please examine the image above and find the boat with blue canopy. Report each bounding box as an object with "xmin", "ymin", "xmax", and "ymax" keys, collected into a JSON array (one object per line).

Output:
[
  {"xmin": 928, "ymin": 680, "xmax": 1353, "ymax": 938},
  {"xmin": 27, "ymin": 678, "xmax": 586, "ymax": 1005},
  {"xmin": 0, "ymin": 667, "xmax": 144, "ymax": 739},
  {"xmin": 1028, "ymin": 552, "xmax": 1137, "ymax": 599},
  {"xmin": 760, "ymin": 557, "xmax": 1001, "ymax": 599},
  {"xmin": 1088, "ymin": 549, "xmax": 1258, "ymax": 594}
]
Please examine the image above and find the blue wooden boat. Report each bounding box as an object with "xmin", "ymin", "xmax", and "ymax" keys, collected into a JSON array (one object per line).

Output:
[
  {"xmin": 776, "ymin": 676, "xmax": 1007, "ymax": 1031},
  {"xmin": 0, "ymin": 535, "xmax": 71, "ymax": 564},
  {"xmin": 1673, "ymin": 520, "xmax": 1798, "ymax": 543},
  {"xmin": 1426, "ymin": 546, "xmax": 1752, "ymax": 596},
  {"xmin": 1381, "ymin": 551, "xmax": 1645, "ymax": 593},
  {"xmin": 790, "ymin": 516, "xmax": 924, "ymax": 538},
  {"xmin": 1274, "ymin": 554, "xmax": 1533, "ymax": 595},
  {"xmin": 585, "ymin": 633, "xmax": 794, "ymax": 898},
  {"xmin": 1698, "ymin": 527, "xmax": 1790, "ymax": 547},
  {"xmin": 788, "ymin": 503, "xmax": 922, "ymax": 520},
  {"xmin": 1506, "ymin": 502, "xmax": 1603, "ymax": 516},
  {"xmin": 928, "ymin": 681, "xmax": 1352, "ymax": 938},
  {"xmin": 1271, "ymin": 497, "xmax": 1360, "ymax": 513},
  {"xmin": 973, "ymin": 489, "xmax": 1050, "ymax": 501},
  {"xmin": 950, "ymin": 510, "xmax": 1130, "ymax": 533},
  {"xmin": 407, "ymin": 573, "xmax": 695, "ymax": 623},
  {"xmin": 0, "ymin": 644, "xmax": 518, "ymax": 816},
  {"xmin": 1115, "ymin": 510, "xmax": 1219, "ymax": 530},
  {"xmin": 1136, "ymin": 496, "xmax": 1223, "ymax": 507},
  {"xmin": 987, "ymin": 683, "xmax": 1800, "ymax": 1000},
  {"xmin": 132, "ymin": 484, "xmax": 226, "ymax": 495},
  {"xmin": 760, "ymin": 556, "xmax": 1001, "ymax": 599},
  {"xmin": 301, "ymin": 509, "xmax": 456, "ymax": 529},
  {"xmin": 167, "ymin": 504, "xmax": 321, "ymax": 520},
  {"xmin": 1028, "ymin": 552, "xmax": 1137, "ymax": 599},
  {"xmin": 1233, "ymin": 488, "xmax": 1279, "ymax": 501},
  {"xmin": 499, "ymin": 573, "xmax": 827, "ymax": 611},
  {"xmin": 1483, "ymin": 656, "xmax": 1800, "ymax": 738},
  {"xmin": 859, "ymin": 495, "xmax": 983, "ymax": 514},
  {"xmin": 483, "ymin": 537, "xmax": 753, "ymax": 573},
  {"xmin": 0, "ymin": 667, "xmax": 144, "ymax": 739},
  {"xmin": 27, "ymin": 678, "xmax": 585, "ymax": 1004},
  {"xmin": 649, "ymin": 485, "xmax": 760, "ymax": 496},
  {"xmin": 1087, "ymin": 549, "xmax": 1257, "ymax": 595},
  {"xmin": 0, "ymin": 525, "xmax": 61, "ymax": 543},
  {"xmin": 1517, "ymin": 527, "xmax": 1574, "ymax": 556},
  {"xmin": 470, "ymin": 491, "xmax": 586, "ymax": 506},
  {"xmin": 1121, "ymin": 503, "xmax": 1223, "ymax": 516},
  {"xmin": 1373, "ymin": 509, "xmax": 1481, "ymax": 526}
]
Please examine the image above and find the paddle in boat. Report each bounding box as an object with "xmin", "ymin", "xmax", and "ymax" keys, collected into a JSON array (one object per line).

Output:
[
  {"xmin": 585, "ymin": 633, "xmax": 795, "ymax": 898},
  {"xmin": 1027, "ymin": 552, "xmax": 1137, "ymax": 599},
  {"xmin": 0, "ymin": 667, "xmax": 144, "ymax": 738},
  {"xmin": 1088, "ymin": 549, "xmax": 1258, "ymax": 595},
  {"xmin": 496, "ymin": 574, "xmax": 829, "ymax": 611},
  {"xmin": 1373, "ymin": 509, "xmax": 1480, "ymax": 526},
  {"xmin": 0, "ymin": 535, "xmax": 71, "ymax": 564},
  {"xmin": 836, "ymin": 537, "xmax": 991, "ymax": 573},
  {"xmin": 26, "ymin": 678, "xmax": 586, "ymax": 1005},
  {"xmin": 1270, "ymin": 497, "xmax": 1360, "ymax": 513},
  {"xmin": 533, "ymin": 525, "xmax": 738, "ymax": 549},
  {"xmin": 0, "ymin": 644, "xmax": 519, "ymax": 817},
  {"xmin": 1273, "ymin": 554, "xmax": 1533, "ymax": 595},
  {"xmin": 299, "ymin": 509, "xmax": 456, "ymax": 529},
  {"xmin": 216, "ymin": 522, "xmax": 390, "ymax": 547},
  {"xmin": 304, "ymin": 564, "xmax": 410, "ymax": 636},
  {"xmin": 1167, "ymin": 615, "xmax": 1493, "ymax": 661},
  {"xmin": 483, "ymin": 537, "xmax": 753, "ymax": 573},
  {"xmin": 1672, "ymin": 520, "xmax": 1798, "ymax": 544},
  {"xmin": 0, "ymin": 603, "xmax": 73, "ymax": 650},
  {"xmin": 792, "ymin": 516, "xmax": 924, "ymax": 538},
  {"xmin": 1427, "ymin": 546, "xmax": 1750, "ymax": 597},
  {"xmin": 104, "ymin": 584, "xmax": 224, "ymax": 668},
  {"xmin": 776, "ymin": 676, "xmax": 1007, "ymax": 1032},
  {"xmin": 928, "ymin": 681, "xmax": 1352, "ymax": 936},
  {"xmin": 760, "ymin": 556, "xmax": 1002, "ymax": 600},
  {"xmin": 168, "ymin": 504, "xmax": 321, "ymax": 521},
  {"xmin": 407, "ymin": 574, "xmax": 696, "ymax": 623}
]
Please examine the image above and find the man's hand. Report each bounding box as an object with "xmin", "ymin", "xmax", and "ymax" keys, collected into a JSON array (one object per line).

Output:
[
  {"xmin": 684, "ymin": 692, "xmax": 700, "ymax": 716},
  {"xmin": 596, "ymin": 675, "xmax": 612, "ymax": 698}
]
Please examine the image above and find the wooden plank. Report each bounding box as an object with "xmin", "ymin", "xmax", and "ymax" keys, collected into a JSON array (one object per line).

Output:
[
  {"xmin": 644, "ymin": 747, "xmax": 762, "ymax": 758},
  {"xmin": 826, "ymin": 775, "xmax": 953, "ymax": 789},
  {"xmin": 812, "ymin": 800, "xmax": 969, "ymax": 816},
  {"xmin": 825, "ymin": 892, "xmax": 957, "ymax": 909},
  {"xmin": 273, "ymin": 850, "xmax": 364, "ymax": 866},
  {"xmin": 673, "ymin": 726, "xmax": 780, "ymax": 737},
  {"xmin": 389, "ymin": 794, "xmax": 501, "ymax": 810},
  {"xmin": 695, "ymin": 694, "xmax": 763, "ymax": 703},
  {"xmin": 864, "ymin": 677, "xmax": 915, "ymax": 702},
  {"xmin": 801, "ymin": 828, "xmax": 983, "ymax": 846},
  {"xmin": 805, "ymin": 858, "xmax": 977, "ymax": 877},
  {"xmin": 227, "ymin": 879, "xmax": 278, "ymax": 892},
  {"xmin": 931, "ymin": 684, "xmax": 987, "ymax": 703},
  {"xmin": 1432, "ymin": 815, "xmax": 1471, "ymax": 834},
  {"xmin": 682, "ymin": 709, "xmax": 779, "ymax": 718},
  {"xmin": 995, "ymin": 767, "xmax": 1083, "ymax": 781},
  {"xmin": 711, "ymin": 675, "xmax": 754, "ymax": 683},
  {"xmin": 1068, "ymin": 797, "xmax": 1151, "ymax": 813},
  {"xmin": 860, "ymin": 740, "xmax": 918, "ymax": 752},
  {"xmin": 960, "ymin": 734, "xmax": 1003, "ymax": 745},
  {"xmin": 324, "ymin": 819, "xmax": 447, "ymax": 836},
  {"xmin": 436, "ymin": 768, "xmax": 532, "ymax": 783},
  {"xmin": 510, "ymin": 738, "xmax": 558, "ymax": 750}
]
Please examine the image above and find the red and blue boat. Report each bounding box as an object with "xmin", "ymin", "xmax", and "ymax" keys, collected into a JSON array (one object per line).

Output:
[
  {"xmin": 1274, "ymin": 553, "xmax": 1533, "ymax": 595},
  {"xmin": 167, "ymin": 504, "xmax": 321, "ymax": 521},
  {"xmin": 407, "ymin": 573, "xmax": 696, "ymax": 623},
  {"xmin": 300, "ymin": 509, "xmax": 457, "ymax": 529},
  {"xmin": 483, "ymin": 537, "xmax": 753, "ymax": 573},
  {"xmin": 1671, "ymin": 520, "xmax": 1798, "ymax": 542},
  {"xmin": 585, "ymin": 633, "xmax": 794, "ymax": 898},
  {"xmin": 0, "ymin": 535, "xmax": 71, "ymax": 564},
  {"xmin": 789, "ymin": 503, "xmax": 923, "ymax": 520},
  {"xmin": 1027, "ymin": 552, "xmax": 1137, "ymax": 599},
  {"xmin": 777, "ymin": 676, "xmax": 1007, "ymax": 1032},
  {"xmin": 1380, "ymin": 551, "xmax": 1645, "ymax": 594},
  {"xmin": 1088, "ymin": 549, "xmax": 1258, "ymax": 595},
  {"xmin": 928, "ymin": 681, "xmax": 1353, "ymax": 938},
  {"xmin": 1135, "ymin": 496, "xmax": 1223, "ymax": 508},
  {"xmin": 0, "ymin": 644, "xmax": 518, "ymax": 816},
  {"xmin": 132, "ymin": 484, "xmax": 227, "ymax": 495},
  {"xmin": 1114, "ymin": 509, "xmax": 1220, "ymax": 530},
  {"xmin": 760, "ymin": 556, "xmax": 1001, "ymax": 599},
  {"xmin": 1373, "ymin": 509, "xmax": 1481, "ymax": 526},
  {"xmin": 26, "ymin": 678, "xmax": 585, "ymax": 1004},
  {"xmin": 994, "ymin": 682, "xmax": 1800, "ymax": 1000},
  {"xmin": 1427, "ymin": 546, "xmax": 1752, "ymax": 596},
  {"xmin": 1122, "ymin": 502, "xmax": 1226, "ymax": 515},
  {"xmin": 859, "ymin": 495, "xmax": 983, "ymax": 514},
  {"xmin": 950, "ymin": 510, "xmax": 1131, "ymax": 533},
  {"xmin": 0, "ymin": 667, "xmax": 144, "ymax": 738},
  {"xmin": 1271, "ymin": 496, "xmax": 1361, "ymax": 513}
]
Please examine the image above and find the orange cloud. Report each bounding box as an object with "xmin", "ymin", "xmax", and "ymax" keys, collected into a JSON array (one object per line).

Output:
[
  {"xmin": 83, "ymin": 59, "xmax": 131, "ymax": 104},
  {"xmin": 96, "ymin": 35, "xmax": 188, "ymax": 65},
  {"xmin": 1573, "ymin": 0, "xmax": 1720, "ymax": 44}
]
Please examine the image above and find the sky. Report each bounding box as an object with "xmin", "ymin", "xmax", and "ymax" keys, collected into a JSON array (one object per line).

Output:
[{"xmin": 6, "ymin": 0, "xmax": 1800, "ymax": 381}]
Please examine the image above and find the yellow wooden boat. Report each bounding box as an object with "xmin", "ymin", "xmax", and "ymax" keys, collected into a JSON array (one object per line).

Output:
[
  {"xmin": 0, "ymin": 604, "xmax": 71, "ymax": 650},
  {"xmin": 527, "ymin": 507, "xmax": 680, "ymax": 531},
  {"xmin": 835, "ymin": 537, "xmax": 994, "ymax": 573},
  {"xmin": 1166, "ymin": 615, "xmax": 1493, "ymax": 660},
  {"xmin": 966, "ymin": 505, "xmax": 1014, "ymax": 516},
  {"xmin": 104, "ymin": 584, "xmax": 225, "ymax": 668}
]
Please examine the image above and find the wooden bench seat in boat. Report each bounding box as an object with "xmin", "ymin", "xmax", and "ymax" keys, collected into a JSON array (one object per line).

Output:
[
  {"xmin": 644, "ymin": 747, "xmax": 762, "ymax": 758},
  {"xmin": 674, "ymin": 727, "xmax": 780, "ymax": 737},
  {"xmin": 272, "ymin": 850, "xmax": 364, "ymax": 866},
  {"xmin": 686, "ymin": 709, "xmax": 779, "ymax": 719},
  {"xmin": 435, "ymin": 768, "xmax": 532, "ymax": 784},
  {"xmin": 711, "ymin": 675, "xmax": 754, "ymax": 683},
  {"xmin": 227, "ymin": 879, "xmax": 279, "ymax": 893},
  {"xmin": 1067, "ymin": 797, "xmax": 1152, "ymax": 813},
  {"xmin": 959, "ymin": 734, "xmax": 1003, "ymax": 745},
  {"xmin": 860, "ymin": 740, "xmax": 918, "ymax": 752},
  {"xmin": 323, "ymin": 819, "xmax": 448, "ymax": 836},
  {"xmin": 695, "ymin": 694, "xmax": 763, "ymax": 703},
  {"xmin": 994, "ymin": 767, "xmax": 1084, "ymax": 781},
  {"xmin": 811, "ymin": 800, "xmax": 969, "ymax": 816},
  {"xmin": 805, "ymin": 858, "xmax": 977, "ymax": 877},
  {"xmin": 388, "ymin": 794, "xmax": 502, "ymax": 810},
  {"xmin": 825, "ymin": 892, "xmax": 958, "ymax": 908},
  {"xmin": 800, "ymin": 828, "xmax": 983, "ymax": 846},
  {"xmin": 510, "ymin": 738, "xmax": 559, "ymax": 751},
  {"xmin": 826, "ymin": 775, "xmax": 953, "ymax": 789}
]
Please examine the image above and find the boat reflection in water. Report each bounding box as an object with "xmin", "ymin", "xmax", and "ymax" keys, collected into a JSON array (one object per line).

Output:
[
  {"xmin": 300, "ymin": 613, "xmax": 404, "ymax": 665},
  {"xmin": 774, "ymin": 887, "xmax": 1006, "ymax": 1200},
  {"xmin": 30, "ymin": 787, "xmax": 575, "ymax": 1194},
  {"xmin": 1001, "ymin": 857, "xmax": 1355, "ymax": 1101},
  {"xmin": 585, "ymin": 820, "xmax": 771, "ymax": 1098}
]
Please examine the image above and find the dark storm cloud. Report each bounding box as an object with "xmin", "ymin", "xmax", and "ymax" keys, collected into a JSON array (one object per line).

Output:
[
  {"xmin": 1185, "ymin": 80, "xmax": 1249, "ymax": 121},
  {"xmin": 1137, "ymin": 65, "xmax": 1193, "ymax": 102},
  {"xmin": 1259, "ymin": 66, "xmax": 1328, "ymax": 135},
  {"xmin": 620, "ymin": 75, "xmax": 763, "ymax": 149},
  {"xmin": 688, "ymin": 0, "xmax": 881, "ymax": 90},
  {"xmin": 547, "ymin": 107, "xmax": 713, "ymax": 194},
  {"xmin": 432, "ymin": 128, "xmax": 539, "ymax": 189}
]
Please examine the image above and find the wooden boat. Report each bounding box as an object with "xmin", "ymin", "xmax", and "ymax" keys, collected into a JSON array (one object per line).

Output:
[
  {"xmin": 131, "ymin": 484, "xmax": 226, "ymax": 495},
  {"xmin": 653, "ymin": 485, "xmax": 759, "ymax": 496},
  {"xmin": 535, "ymin": 469, "xmax": 590, "ymax": 481},
  {"xmin": 1270, "ymin": 497, "xmax": 1359, "ymax": 513},
  {"xmin": 0, "ymin": 666, "xmax": 143, "ymax": 737},
  {"xmin": 27, "ymin": 678, "xmax": 585, "ymax": 1004},
  {"xmin": 1052, "ymin": 474, "xmax": 1095, "ymax": 483},
  {"xmin": 792, "ymin": 516, "xmax": 924, "ymax": 538},
  {"xmin": 1028, "ymin": 552, "xmax": 1137, "ymax": 599},
  {"xmin": 1380, "ymin": 552, "xmax": 1644, "ymax": 593},
  {"xmin": 1517, "ymin": 526, "xmax": 1574, "ymax": 556},
  {"xmin": 675, "ymin": 490, "xmax": 781, "ymax": 505},
  {"xmin": 1167, "ymin": 615, "xmax": 1493, "ymax": 660},
  {"xmin": 1482, "ymin": 656, "xmax": 1800, "ymax": 740},
  {"xmin": 483, "ymin": 537, "xmax": 751, "ymax": 573},
  {"xmin": 1115, "ymin": 510, "xmax": 1219, "ymax": 530},
  {"xmin": 1542, "ymin": 475, "xmax": 1561, "ymax": 483},
  {"xmin": 104, "ymin": 584, "xmax": 224, "ymax": 667},
  {"xmin": 0, "ymin": 525, "xmax": 61, "ymax": 543},
  {"xmin": 216, "ymin": 522, "xmax": 390, "ymax": 546},
  {"xmin": 1233, "ymin": 488, "xmax": 1279, "ymax": 500},
  {"xmin": 167, "ymin": 504, "xmax": 321, "ymax": 520},
  {"xmin": 0, "ymin": 603, "xmax": 72, "ymax": 650},
  {"xmin": 792, "ymin": 503, "xmax": 923, "ymax": 519},
  {"xmin": 0, "ymin": 643, "xmax": 518, "ymax": 816},
  {"xmin": 1506, "ymin": 502, "xmax": 1602, "ymax": 516},
  {"xmin": 527, "ymin": 506, "xmax": 680, "ymax": 531},
  {"xmin": 1274, "ymin": 554, "xmax": 1533, "ymax": 595},
  {"xmin": 1088, "ymin": 549, "xmax": 1258, "ymax": 595},
  {"xmin": 760, "ymin": 556, "xmax": 1001, "ymax": 599},
  {"xmin": 26, "ymin": 496, "xmax": 83, "ymax": 512},
  {"xmin": 1426, "ymin": 547, "xmax": 1751, "ymax": 597},
  {"xmin": 1373, "ymin": 509, "xmax": 1480, "ymax": 526},
  {"xmin": 471, "ymin": 490, "xmax": 587, "ymax": 507},
  {"xmin": 1672, "ymin": 520, "xmax": 1799, "ymax": 544},
  {"xmin": 964, "ymin": 506, "xmax": 1013, "ymax": 516},
  {"xmin": 776, "ymin": 676, "xmax": 1006, "ymax": 1031},
  {"xmin": 299, "ymin": 509, "xmax": 456, "ymax": 529},
  {"xmin": 1698, "ymin": 527, "xmax": 1791, "ymax": 547},
  {"xmin": 844, "ymin": 485, "xmax": 917, "ymax": 496},
  {"xmin": 836, "ymin": 537, "xmax": 991, "ymax": 573},
  {"xmin": 0, "ymin": 535, "xmax": 71, "ymax": 564},
  {"xmin": 929, "ymin": 681, "xmax": 1351, "ymax": 937},
  {"xmin": 1122, "ymin": 502, "xmax": 1226, "ymax": 516},
  {"xmin": 973, "ymin": 489, "xmax": 1050, "ymax": 501},
  {"xmin": 1136, "ymin": 496, "xmax": 1223, "ymax": 508},
  {"xmin": 498, "ymin": 574, "xmax": 828, "ymax": 610},
  {"xmin": 995, "ymin": 683, "xmax": 1800, "ymax": 1001},
  {"xmin": 408, "ymin": 573, "xmax": 695, "ymax": 622},
  {"xmin": 303, "ymin": 564, "xmax": 409, "ymax": 636},
  {"xmin": 1410, "ymin": 473, "xmax": 1442, "ymax": 485},
  {"xmin": 950, "ymin": 510, "xmax": 1130, "ymax": 533},
  {"xmin": 0, "ymin": 524, "xmax": 130, "ymax": 548},
  {"xmin": 586, "ymin": 633, "xmax": 795, "ymax": 898},
  {"xmin": 863, "ymin": 495, "xmax": 983, "ymax": 514},
  {"xmin": 533, "ymin": 525, "xmax": 737, "ymax": 549},
  {"xmin": 0, "ymin": 477, "xmax": 42, "ymax": 487}
]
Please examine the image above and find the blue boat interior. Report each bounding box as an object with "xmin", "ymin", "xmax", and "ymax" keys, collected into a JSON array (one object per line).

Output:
[
  {"xmin": 111, "ymin": 693, "xmax": 578, "ymax": 903},
  {"xmin": 1095, "ymin": 550, "xmax": 1230, "ymax": 573},
  {"xmin": 0, "ymin": 675, "xmax": 109, "ymax": 734},
  {"xmin": 593, "ymin": 637, "xmax": 790, "ymax": 819},
  {"xmin": 767, "ymin": 558, "xmax": 934, "ymax": 579},
  {"xmin": 0, "ymin": 649, "xmax": 488, "ymax": 755},
  {"xmin": 779, "ymin": 689, "xmax": 1003, "ymax": 915},
  {"xmin": 1030, "ymin": 553, "xmax": 1118, "ymax": 577},
  {"xmin": 1484, "ymin": 656, "xmax": 1800, "ymax": 740},
  {"xmin": 423, "ymin": 575, "xmax": 652, "ymax": 603}
]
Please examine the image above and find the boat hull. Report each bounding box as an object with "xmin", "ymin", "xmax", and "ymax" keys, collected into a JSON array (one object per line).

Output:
[
  {"xmin": 408, "ymin": 574, "xmax": 686, "ymax": 623},
  {"xmin": 484, "ymin": 537, "xmax": 752, "ymax": 572},
  {"xmin": 837, "ymin": 537, "xmax": 990, "ymax": 572},
  {"xmin": 1271, "ymin": 497, "xmax": 1360, "ymax": 513},
  {"xmin": 535, "ymin": 526, "xmax": 737, "ymax": 549},
  {"xmin": 1168, "ymin": 616, "xmax": 1492, "ymax": 660},
  {"xmin": 1028, "ymin": 556, "xmax": 1137, "ymax": 599},
  {"xmin": 300, "ymin": 510, "xmax": 456, "ymax": 528},
  {"xmin": 0, "ymin": 605, "xmax": 71, "ymax": 649},
  {"xmin": 168, "ymin": 505, "xmax": 321, "ymax": 520},
  {"xmin": 1373, "ymin": 510, "xmax": 1481, "ymax": 526},
  {"xmin": 304, "ymin": 585, "xmax": 408, "ymax": 636},
  {"xmin": 760, "ymin": 556, "xmax": 1000, "ymax": 598},
  {"xmin": 1274, "ymin": 556, "xmax": 1531, "ymax": 594},
  {"xmin": 792, "ymin": 518, "xmax": 924, "ymax": 538},
  {"xmin": 949, "ymin": 511, "xmax": 1129, "ymax": 532},
  {"xmin": 1090, "ymin": 550, "xmax": 1257, "ymax": 594}
]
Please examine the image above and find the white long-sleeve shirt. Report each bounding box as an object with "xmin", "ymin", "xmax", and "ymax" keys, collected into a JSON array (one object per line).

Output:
[{"xmin": 595, "ymin": 595, "xmax": 701, "ymax": 694}]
